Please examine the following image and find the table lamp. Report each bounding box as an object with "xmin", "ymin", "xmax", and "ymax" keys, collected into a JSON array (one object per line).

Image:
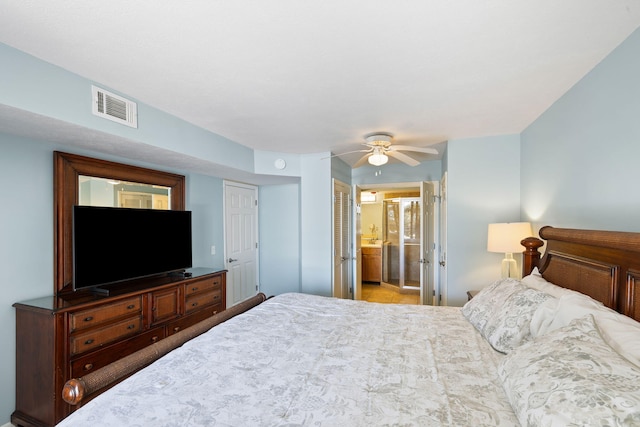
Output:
[{"xmin": 487, "ymin": 222, "xmax": 533, "ymax": 279}]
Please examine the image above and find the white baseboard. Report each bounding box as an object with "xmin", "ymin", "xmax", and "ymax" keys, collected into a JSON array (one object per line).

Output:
[{"xmin": 2, "ymin": 422, "xmax": 14, "ymax": 427}]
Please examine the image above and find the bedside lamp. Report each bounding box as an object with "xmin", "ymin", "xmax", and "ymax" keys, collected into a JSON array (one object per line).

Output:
[{"xmin": 487, "ymin": 222, "xmax": 532, "ymax": 279}]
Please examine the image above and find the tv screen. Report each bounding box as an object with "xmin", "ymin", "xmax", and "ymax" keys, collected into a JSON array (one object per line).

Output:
[{"xmin": 73, "ymin": 205, "xmax": 192, "ymax": 290}]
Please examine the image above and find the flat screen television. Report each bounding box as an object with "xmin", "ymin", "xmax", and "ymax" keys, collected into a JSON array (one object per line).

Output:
[{"xmin": 72, "ymin": 205, "xmax": 192, "ymax": 291}]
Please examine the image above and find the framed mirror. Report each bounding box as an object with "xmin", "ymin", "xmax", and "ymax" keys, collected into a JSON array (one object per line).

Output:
[
  {"xmin": 78, "ymin": 176, "xmax": 171, "ymax": 209},
  {"xmin": 54, "ymin": 151, "xmax": 185, "ymax": 294}
]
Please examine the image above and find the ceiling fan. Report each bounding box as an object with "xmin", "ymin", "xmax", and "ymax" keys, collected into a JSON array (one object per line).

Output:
[{"xmin": 335, "ymin": 132, "xmax": 438, "ymax": 168}]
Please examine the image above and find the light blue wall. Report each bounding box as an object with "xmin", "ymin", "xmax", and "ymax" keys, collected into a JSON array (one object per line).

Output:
[
  {"xmin": 254, "ymin": 150, "xmax": 302, "ymax": 177},
  {"xmin": 0, "ymin": 136, "xmax": 54, "ymax": 426},
  {"xmin": 521, "ymin": 28, "xmax": 640, "ymax": 233},
  {"xmin": 446, "ymin": 135, "xmax": 522, "ymax": 306},
  {"xmin": 351, "ymin": 159, "xmax": 442, "ymax": 186},
  {"xmin": 300, "ymin": 153, "xmax": 333, "ymax": 296},
  {"xmin": 188, "ymin": 175, "xmax": 225, "ymax": 269},
  {"xmin": 331, "ymin": 156, "xmax": 352, "ymax": 185},
  {"xmin": 259, "ymin": 183, "xmax": 302, "ymax": 295}
]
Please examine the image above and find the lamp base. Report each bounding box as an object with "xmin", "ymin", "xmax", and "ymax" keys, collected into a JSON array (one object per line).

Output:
[{"xmin": 501, "ymin": 253, "xmax": 518, "ymax": 279}]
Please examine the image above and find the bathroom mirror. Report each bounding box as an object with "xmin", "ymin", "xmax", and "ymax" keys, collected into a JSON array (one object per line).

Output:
[{"xmin": 54, "ymin": 151, "xmax": 185, "ymax": 294}]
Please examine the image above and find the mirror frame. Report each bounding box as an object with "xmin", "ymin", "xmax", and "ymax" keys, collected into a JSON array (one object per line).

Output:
[{"xmin": 54, "ymin": 151, "xmax": 186, "ymax": 295}]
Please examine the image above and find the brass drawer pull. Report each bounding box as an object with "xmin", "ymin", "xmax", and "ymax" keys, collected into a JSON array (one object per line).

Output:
[
  {"xmin": 173, "ymin": 326, "xmax": 180, "ymax": 332},
  {"xmin": 212, "ymin": 310, "xmax": 218, "ymax": 315},
  {"xmin": 127, "ymin": 304, "xmax": 135, "ymax": 309},
  {"xmin": 84, "ymin": 316, "xmax": 93, "ymax": 322},
  {"xmin": 151, "ymin": 336, "xmax": 159, "ymax": 343},
  {"xmin": 83, "ymin": 363, "xmax": 93, "ymax": 371},
  {"xmin": 127, "ymin": 324, "xmax": 136, "ymax": 330},
  {"xmin": 191, "ymin": 302, "xmax": 198, "ymax": 307},
  {"xmin": 84, "ymin": 339, "xmax": 94, "ymax": 345},
  {"xmin": 191, "ymin": 286, "xmax": 198, "ymax": 292}
]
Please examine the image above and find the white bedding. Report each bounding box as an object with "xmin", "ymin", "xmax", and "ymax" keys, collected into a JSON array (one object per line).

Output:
[{"xmin": 56, "ymin": 293, "xmax": 518, "ymax": 426}]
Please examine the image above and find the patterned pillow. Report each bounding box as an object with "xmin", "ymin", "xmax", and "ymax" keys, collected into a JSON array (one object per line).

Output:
[
  {"xmin": 462, "ymin": 278, "xmax": 524, "ymax": 332},
  {"xmin": 498, "ymin": 315, "xmax": 640, "ymax": 426},
  {"xmin": 483, "ymin": 288, "xmax": 553, "ymax": 353}
]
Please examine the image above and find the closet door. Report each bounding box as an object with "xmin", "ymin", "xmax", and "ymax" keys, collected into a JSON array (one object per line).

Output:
[
  {"xmin": 224, "ymin": 181, "xmax": 258, "ymax": 306},
  {"xmin": 333, "ymin": 179, "xmax": 352, "ymax": 299}
]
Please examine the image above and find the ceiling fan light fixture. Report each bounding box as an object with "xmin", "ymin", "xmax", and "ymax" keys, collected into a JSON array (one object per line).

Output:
[{"xmin": 368, "ymin": 149, "xmax": 388, "ymax": 166}]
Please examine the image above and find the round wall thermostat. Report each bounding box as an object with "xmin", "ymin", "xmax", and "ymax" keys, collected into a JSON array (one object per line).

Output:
[{"xmin": 274, "ymin": 158, "xmax": 286, "ymax": 170}]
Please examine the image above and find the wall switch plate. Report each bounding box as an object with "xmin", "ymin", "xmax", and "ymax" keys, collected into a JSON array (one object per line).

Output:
[{"xmin": 210, "ymin": 245, "xmax": 216, "ymax": 255}]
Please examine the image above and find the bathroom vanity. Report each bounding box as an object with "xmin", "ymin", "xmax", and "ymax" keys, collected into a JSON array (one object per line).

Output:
[{"xmin": 362, "ymin": 244, "xmax": 382, "ymax": 282}]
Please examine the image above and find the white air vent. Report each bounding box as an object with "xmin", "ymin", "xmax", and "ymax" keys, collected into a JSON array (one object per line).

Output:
[{"xmin": 91, "ymin": 85, "xmax": 138, "ymax": 128}]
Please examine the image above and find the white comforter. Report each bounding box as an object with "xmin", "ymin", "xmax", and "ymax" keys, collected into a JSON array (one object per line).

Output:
[{"xmin": 57, "ymin": 293, "xmax": 519, "ymax": 426}]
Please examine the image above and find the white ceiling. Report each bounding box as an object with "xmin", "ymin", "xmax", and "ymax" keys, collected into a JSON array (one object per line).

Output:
[{"xmin": 1, "ymin": 1, "xmax": 640, "ymax": 165}]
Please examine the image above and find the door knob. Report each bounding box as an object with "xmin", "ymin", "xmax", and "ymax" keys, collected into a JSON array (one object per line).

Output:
[
  {"xmin": 439, "ymin": 261, "xmax": 446, "ymax": 267},
  {"xmin": 228, "ymin": 258, "xmax": 238, "ymax": 263}
]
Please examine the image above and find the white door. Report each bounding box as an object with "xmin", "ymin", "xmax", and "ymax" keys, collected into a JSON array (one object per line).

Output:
[
  {"xmin": 420, "ymin": 182, "xmax": 436, "ymax": 305},
  {"xmin": 224, "ymin": 181, "xmax": 258, "ymax": 307},
  {"xmin": 439, "ymin": 172, "xmax": 448, "ymax": 306},
  {"xmin": 353, "ymin": 185, "xmax": 362, "ymax": 300},
  {"xmin": 332, "ymin": 179, "xmax": 352, "ymax": 299}
]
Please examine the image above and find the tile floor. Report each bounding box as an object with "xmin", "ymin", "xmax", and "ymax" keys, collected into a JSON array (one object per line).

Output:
[{"xmin": 361, "ymin": 283, "xmax": 419, "ymax": 305}]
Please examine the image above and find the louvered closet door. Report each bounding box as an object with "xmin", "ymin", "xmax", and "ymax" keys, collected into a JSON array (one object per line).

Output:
[{"xmin": 333, "ymin": 179, "xmax": 352, "ymax": 299}]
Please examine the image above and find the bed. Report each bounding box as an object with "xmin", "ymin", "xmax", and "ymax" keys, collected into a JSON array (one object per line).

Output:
[{"xmin": 55, "ymin": 227, "xmax": 640, "ymax": 426}]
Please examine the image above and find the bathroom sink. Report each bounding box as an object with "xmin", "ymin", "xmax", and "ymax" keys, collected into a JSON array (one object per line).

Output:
[{"xmin": 361, "ymin": 240, "xmax": 383, "ymax": 248}]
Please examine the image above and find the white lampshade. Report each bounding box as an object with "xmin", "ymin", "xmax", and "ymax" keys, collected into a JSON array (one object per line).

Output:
[
  {"xmin": 368, "ymin": 151, "xmax": 388, "ymax": 166},
  {"xmin": 487, "ymin": 222, "xmax": 532, "ymax": 253},
  {"xmin": 487, "ymin": 222, "xmax": 533, "ymax": 279}
]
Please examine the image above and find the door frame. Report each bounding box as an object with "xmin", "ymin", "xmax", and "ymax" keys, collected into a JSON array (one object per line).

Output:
[
  {"xmin": 223, "ymin": 180, "xmax": 259, "ymax": 307},
  {"xmin": 356, "ymin": 181, "xmax": 441, "ymax": 305},
  {"xmin": 353, "ymin": 185, "xmax": 362, "ymax": 300},
  {"xmin": 439, "ymin": 172, "xmax": 448, "ymax": 306}
]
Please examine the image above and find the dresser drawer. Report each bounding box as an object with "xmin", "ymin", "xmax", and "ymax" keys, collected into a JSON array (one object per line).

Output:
[
  {"xmin": 184, "ymin": 275, "xmax": 222, "ymax": 296},
  {"xmin": 166, "ymin": 304, "xmax": 223, "ymax": 336},
  {"xmin": 185, "ymin": 289, "xmax": 222, "ymax": 314},
  {"xmin": 69, "ymin": 296, "xmax": 142, "ymax": 332},
  {"xmin": 70, "ymin": 315, "xmax": 143, "ymax": 356},
  {"xmin": 71, "ymin": 326, "xmax": 165, "ymax": 377}
]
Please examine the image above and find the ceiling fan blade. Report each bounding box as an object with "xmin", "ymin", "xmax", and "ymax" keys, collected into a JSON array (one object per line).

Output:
[
  {"xmin": 321, "ymin": 149, "xmax": 371, "ymax": 160},
  {"xmin": 352, "ymin": 153, "xmax": 371, "ymax": 168},
  {"xmin": 389, "ymin": 145, "xmax": 438, "ymax": 155},
  {"xmin": 386, "ymin": 150, "xmax": 420, "ymax": 167}
]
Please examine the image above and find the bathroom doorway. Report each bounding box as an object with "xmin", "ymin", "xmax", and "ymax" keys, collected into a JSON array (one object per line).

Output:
[{"xmin": 359, "ymin": 182, "xmax": 438, "ymax": 305}]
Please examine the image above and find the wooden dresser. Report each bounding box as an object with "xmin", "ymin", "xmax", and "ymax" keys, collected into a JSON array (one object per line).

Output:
[{"xmin": 12, "ymin": 268, "xmax": 226, "ymax": 427}]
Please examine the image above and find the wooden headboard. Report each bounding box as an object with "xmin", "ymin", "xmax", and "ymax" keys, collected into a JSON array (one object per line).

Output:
[{"xmin": 523, "ymin": 226, "xmax": 640, "ymax": 322}]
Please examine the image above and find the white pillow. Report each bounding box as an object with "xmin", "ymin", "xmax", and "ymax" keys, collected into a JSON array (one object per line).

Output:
[
  {"xmin": 522, "ymin": 268, "xmax": 640, "ymax": 367},
  {"xmin": 528, "ymin": 295, "xmax": 558, "ymax": 337},
  {"xmin": 521, "ymin": 267, "xmax": 579, "ymax": 298},
  {"xmin": 538, "ymin": 292, "xmax": 640, "ymax": 367},
  {"xmin": 499, "ymin": 315, "xmax": 640, "ymax": 426}
]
